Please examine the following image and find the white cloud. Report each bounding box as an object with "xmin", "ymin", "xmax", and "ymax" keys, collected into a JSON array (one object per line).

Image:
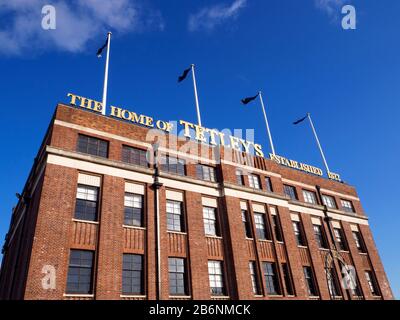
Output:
[
  {"xmin": 315, "ymin": 0, "xmax": 345, "ymax": 17},
  {"xmin": 188, "ymin": 0, "xmax": 247, "ymax": 32},
  {"xmin": 0, "ymin": 0, "xmax": 164, "ymax": 56}
]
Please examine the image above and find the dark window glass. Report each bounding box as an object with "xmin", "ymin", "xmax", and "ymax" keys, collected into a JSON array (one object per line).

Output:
[
  {"xmin": 282, "ymin": 263, "xmax": 294, "ymax": 296},
  {"xmin": 160, "ymin": 155, "xmax": 185, "ymax": 176},
  {"xmin": 122, "ymin": 145, "xmax": 148, "ymax": 167},
  {"xmin": 334, "ymin": 228, "xmax": 348, "ymax": 251},
  {"xmin": 271, "ymin": 214, "xmax": 283, "ymax": 242},
  {"xmin": 74, "ymin": 185, "xmax": 98, "ymax": 221},
  {"xmin": 313, "ymin": 224, "xmax": 328, "ymax": 249},
  {"xmin": 77, "ymin": 134, "xmax": 108, "ymax": 158},
  {"xmin": 292, "ymin": 221, "xmax": 306, "ymax": 246},
  {"xmin": 350, "ymin": 277, "xmax": 363, "ymax": 297},
  {"xmin": 265, "ymin": 177, "xmax": 273, "ymax": 192},
  {"xmin": 196, "ymin": 164, "xmax": 216, "ymax": 182},
  {"xmin": 284, "ymin": 185, "xmax": 298, "ymax": 200},
  {"xmin": 322, "ymin": 195, "xmax": 337, "ymax": 209},
  {"xmin": 124, "ymin": 193, "xmax": 143, "ymax": 227},
  {"xmin": 241, "ymin": 210, "xmax": 252, "ymax": 238},
  {"xmin": 326, "ymin": 268, "xmax": 341, "ymax": 298},
  {"xmin": 263, "ymin": 262, "xmax": 281, "ymax": 295},
  {"xmin": 303, "ymin": 266, "xmax": 318, "ymax": 296},
  {"xmin": 352, "ymin": 231, "xmax": 366, "ymax": 253},
  {"xmin": 303, "ymin": 190, "xmax": 318, "ymax": 204},
  {"xmin": 169, "ymin": 258, "xmax": 187, "ymax": 295},
  {"xmin": 208, "ymin": 261, "xmax": 225, "ymax": 295},
  {"xmin": 249, "ymin": 261, "xmax": 261, "ymax": 295},
  {"xmin": 365, "ymin": 271, "xmax": 380, "ymax": 296},
  {"xmin": 203, "ymin": 206, "xmax": 219, "ymax": 236},
  {"xmin": 254, "ymin": 213, "xmax": 271, "ymax": 240},
  {"xmin": 236, "ymin": 169, "xmax": 244, "ymax": 185},
  {"xmin": 122, "ymin": 254, "xmax": 143, "ymax": 295},
  {"xmin": 167, "ymin": 200, "xmax": 184, "ymax": 232},
  {"xmin": 341, "ymin": 199, "xmax": 355, "ymax": 213},
  {"xmin": 66, "ymin": 250, "xmax": 94, "ymax": 294}
]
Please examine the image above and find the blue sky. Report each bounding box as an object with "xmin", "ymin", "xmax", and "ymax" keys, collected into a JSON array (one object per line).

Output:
[{"xmin": 0, "ymin": 0, "xmax": 399, "ymax": 298}]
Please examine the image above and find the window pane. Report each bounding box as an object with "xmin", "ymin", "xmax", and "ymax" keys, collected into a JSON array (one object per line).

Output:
[
  {"xmin": 263, "ymin": 262, "xmax": 281, "ymax": 295},
  {"xmin": 169, "ymin": 258, "xmax": 187, "ymax": 295},
  {"xmin": 66, "ymin": 250, "xmax": 94, "ymax": 294},
  {"xmin": 122, "ymin": 254, "xmax": 143, "ymax": 294},
  {"xmin": 167, "ymin": 200, "xmax": 184, "ymax": 232},
  {"xmin": 122, "ymin": 146, "xmax": 148, "ymax": 167},
  {"xmin": 208, "ymin": 261, "xmax": 225, "ymax": 295},
  {"xmin": 284, "ymin": 185, "xmax": 297, "ymax": 200},
  {"xmin": 75, "ymin": 185, "xmax": 98, "ymax": 221},
  {"xmin": 77, "ymin": 135, "xmax": 108, "ymax": 158}
]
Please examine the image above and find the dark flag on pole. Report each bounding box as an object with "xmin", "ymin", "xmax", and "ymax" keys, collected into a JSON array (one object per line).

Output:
[
  {"xmin": 241, "ymin": 93, "xmax": 259, "ymax": 105},
  {"xmin": 96, "ymin": 38, "xmax": 108, "ymax": 58},
  {"xmin": 178, "ymin": 67, "xmax": 191, "ymax": 82},
  {"xmin": 293, "ymin": 114, "xmax": 308, "ymax": 125}
]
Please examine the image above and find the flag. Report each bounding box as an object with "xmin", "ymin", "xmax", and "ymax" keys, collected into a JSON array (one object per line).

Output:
[
  {"xmin": 293, "ymin": 114, "xmax": 308, "ymax": 125},
  {"xmin": 178, "ymin": 67, "xmax": 191, "ymax": 83},
  {"xmin": 96, "ymin": 38, "xmax": 108, "ymax": 58},
  {"xmin": 241, "ymin": 93, "xmax": 259, "ymax": 105}
]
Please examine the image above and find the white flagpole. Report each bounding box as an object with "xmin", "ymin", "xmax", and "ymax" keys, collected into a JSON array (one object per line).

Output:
[
  {"xmin": 307, "ymin": 113, "xmax": 330, "ymax": 175},
  {"xmin": 190, "ymin": 64, "xmax": 202, "ymax": 127},
  {"xmin": 258, "ymin": 91, "xmax": 276, "ymax": 156},
  {"xmin": 102, "ymin": 31, "xmax": 112, "ymax": 116}
]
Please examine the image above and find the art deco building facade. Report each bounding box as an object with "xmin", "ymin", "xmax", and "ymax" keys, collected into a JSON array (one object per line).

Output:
[{"xmin": 0, "ymin": 103, "xmax": 393, "ymax": 300}]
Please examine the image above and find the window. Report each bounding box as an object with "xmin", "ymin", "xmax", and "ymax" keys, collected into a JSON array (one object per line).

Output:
[
  {"xmin": 203, "ymin": 207, "xmax": 219, "ymax": 236},
  {"xmin": 77, "ymin": 134, "xmax": 108, "ymax": 158},
  {"xmin": 236, "ymin": 169, "xmax": 244, "ymax": 186},
  {"xmin": 282, "ymin": 263, "xmax": 294, "ymax": 296},
  {"xmin": 167, "ymin": 200, "xmax": 184, "ymax": 232},
  {"xmin": 326, "ymin": 268, "xmax": 341, "ymax": 298},
  {"xmin": 74, "ymin": 185, "xmax": 99, "ymax": 221},
  {"xmin": 284, "ymin": 185, "xmax": 298, "ymax": 200},
  {"xmin": 124, "ymin": 193, "xmax": 143, "ymax": 227},
  {"xmin": 365, "ymin": 271, "xmax": 380, "ymax": 296},
  {"xmin": 303, "ymin": 190, "xmax": 318, "ymax": 204},
  {"xmin": 263, "ymin": 262, "xmax": 281, "ymax": 295},
  {"xmin": 169, "ymin": 258, "xmax": 187, "ymax": 296},
  {"xmin": 122, "ymin": 254, "xmax": 143, "ymax": 295},
  {"xmin": 350, "ymin": 277, "xmax": 363, "ymax": 297},
  {"xmin": 265, "ymin": 177, "xmax": 273, "ymax": 192},
  {"xmin": 241, "ymin": 210, "xmax": 252, "ymax": 238},
  {"xmin": 341, "ymin": 199, "xmax": 355, "ymax": 213},
  {"xmin": 292, "ymin": 221, "xmax": 306, "ymax": 246},
  {"xmin": 352, "ymin": 231, "xmax": 366, "ymax": 253},
  {"xmin": 122, "ymin": 145, "xmax": 148, "ymax": 167},
  {"xmin": 160, "ymin": 155, "xmax": 185, "ymax": 176},
  {"xmin": 313, "ymin": 224, "xmax": 328, "ymax": 249},
  {"xmin": 322, "ymin": 195, "xmax": 337, "ymax": 209},
  {"xmin": 196, "ymin": 164, "xmax": 216, "ymax": 182},
  {"xmin": 248, "ymin": 174, "xmax": 261, "ymax": 189},
  {"xmin": 254, "ymin": 213, "xmax": 270, "ymax": 240},
  {"xmin": 303, "ymin": 266, "xmax": 318, "ymax": 296},
  {"xmin": 208, "ymin": 261, "xmax": 225, "ymax": 295},
  {"xmin": 249, "ymin": 262, "xmax": 261, "ymax": 295},
  {"xmin": 66, "ymin": 250, "xmax": 94, "ymax": 294},
  {"xmin": 271, "ymin": 214, "xmax": 283, "ymax": 242},
  {"xmin": 334, "ymin": 228, "xmax": 348, "ymax": 251}
]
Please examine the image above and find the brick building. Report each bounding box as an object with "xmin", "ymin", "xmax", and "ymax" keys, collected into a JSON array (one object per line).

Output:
[{"xmin": 0, "ymin": 102, "xmax": 393, "ymax": 300}]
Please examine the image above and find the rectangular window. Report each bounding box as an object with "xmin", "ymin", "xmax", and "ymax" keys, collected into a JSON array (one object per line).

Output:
[
  {"xmin": 203, "ymin": 206, "xmax": 219, "ymax": 236},
  {"xmin": 160, "ymin": 155, "xmax": 186, "ymax": 176},
  {"xmin": 282, "ymin": 263, "xmax": 294, "ymax": 296},
  {"xmin": 236, "ymin": 169, "xmax": 244, "ymax": 185},
  {"xmin": 284, "ymin": 185, "xmax": 298, "ymax": 200},
  {"xmin": 326, "ymin": 268, "xmax": 341, "ymax": 298},
  {"xmin": 303, "ymin": 190, "xmax": 318, "ymax": 204},
  {"xmin": 66, "ymin": 250, "xmax": 94, "ymax": 294},
  {"xmin": 254, "ymin": 213, "xmax": 270, "ymax": 240},
  {"xmin": 122, "ymin": 254, "xmax": 143, "ymax": 295},
  {"xmin": 365, "ymin": 271, "xmax": 379, "ymax": 296},
  {"xmin": 122, "ymin": 145, "xmax": 148, "ymax": 167},
  {"xmin": 334, "ymin": 228, "xmax": 348, "ymax": 251},
  {"xmin": 167, "ymin": 200, "xmax": 184, "ymax": 232},
  {"xmin": 241, "ymin": 210, "xmax": 252, "ymax": 238},
  {"xmin": 322, "ymin": 195, "xmax": 337, "ymax": 209},
  {"xmin": 249, "ymin": 261, "xmax": 261, "ymax": 295},
  {"xmin": 271, "ymin": 214, "xmax": 283, "ymax": 242},
  {"xmin": 313, "ymin": 224, "xmax": 328, "ymax": 249},
  {"xmin": 352, "ymin": 231, "xmax": 366, "ymax": 253},
  {"xmin": 74, "ymin": 185, "xmax": 99, "ymax": 221},
  {"xmin": 124, "ymin": 193, "xmax": 143, "ymax": 227},
  {"xmin": 303, "ymin": 266, "xmax": 318, "ymax": 296},
  {"xmin": 265, "ymin": 177, "xmax": 273, "ymax": 192},
  {"xmin": 208, "ymin": 261, "xmax": 225, "ymax": 295},
  {"xmin": 77, "ymin": 134, "xmax": 108, "ymax": 158},
  {"xmin": 196, "ymin": 164, "xmax": 216, "ymax": 182},
  {"xmin": 169, "ymin": 258, "xmax": 187, "ymax": 296},
  {"xmin": 341, "ymin": 199, "xmax": 355, "ymax": 213},
  {"xmin": 292, "ymin": 221, "xmax": 306, "ymax": 246},
  {"xmin": 263, "ymin": 262, "xmax": 281, "ymax": 295},
  {"xmin": 248, "ymin": 174, "xmax": 261, "ymax": 189}
]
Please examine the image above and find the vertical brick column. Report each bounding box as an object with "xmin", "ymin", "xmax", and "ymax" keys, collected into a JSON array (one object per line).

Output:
[{"xmin": 95, "ymin": 175, "xmax": 124, "ymax": 299}]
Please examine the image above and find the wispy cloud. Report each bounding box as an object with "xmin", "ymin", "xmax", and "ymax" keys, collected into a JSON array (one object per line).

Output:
[
  {"xmin": 314, "ymin": 0, "xmax": 345, "ymax": 18},
  {"xmin": 0, "ymin": 0, "xmax": 164, "ymax": 56},
  {"xmin": 188, "ymin": 0, "xmax": 247, "ymax": 32}
]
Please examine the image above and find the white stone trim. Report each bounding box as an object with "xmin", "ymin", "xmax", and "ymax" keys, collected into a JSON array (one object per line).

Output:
[
  {"xmin": 202, "ymin": 197, "xmax": 218, "ymax": 208},
  {"xmin": 291, "ymin": 213, "xmax": 300, "ymax": 222},
  {"xmin": 125, "ymin": 182, "xmax": 145, "ymax": 195},
  {"xmin": 252, "ymin": 203, "xmax": 266, "ymax": 213},
  {"xmin": 240, "ymin": 201, "xmax": 248, "ymax": 210},
  {"xmin": 166, "ymin": 190, "xmax": 184, "ymax": 202},
  {"xmin": 311, "ymin": 217, "xmax": 322, "ymax": 225},
  {"xmin": 331, "ymin": 221, "xmax": 341, "ymax": 229},
  {"xmin": 350, "ymin": 224, "xmax": 359, "ymax": 232},
  {"xmin": 78, "ymin": 173, "xmax": 101, "ymax": 187}
]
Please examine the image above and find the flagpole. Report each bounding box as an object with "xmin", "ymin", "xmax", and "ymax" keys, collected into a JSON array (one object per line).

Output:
[
  {"xmin": 190, "ymin": 64, "xmax": 202, "ymax": 127},
  {"xmin": 307, "ymin": 113, "xmax": 330, "ymax": 175},
  {"xmin": 102, "ymin": 31, "xmax": 112, "ymax": 116},
  {"xmin": 258, "ymin": 91, "xmax": 276, "ymax": 156}
]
